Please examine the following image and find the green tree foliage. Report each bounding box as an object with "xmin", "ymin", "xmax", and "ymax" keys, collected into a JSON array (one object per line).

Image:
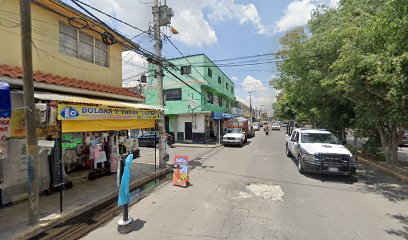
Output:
[{"xmin": 275, "ymin": 0, "xmax": 408, "ymax": 163}]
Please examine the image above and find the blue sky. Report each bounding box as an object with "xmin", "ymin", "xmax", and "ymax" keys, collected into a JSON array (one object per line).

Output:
[{"xmin": 65, "ymin": 0, "xmax": 338, "ymax": 115}]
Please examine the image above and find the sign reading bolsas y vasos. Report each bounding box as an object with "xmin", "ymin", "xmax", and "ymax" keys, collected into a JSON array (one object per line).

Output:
[{"xmin": 57, "ymin": 104, "xmax": 162, "ymax": 120}]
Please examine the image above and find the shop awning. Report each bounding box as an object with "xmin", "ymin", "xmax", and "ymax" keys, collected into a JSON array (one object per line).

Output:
[
  {"xmin": 33, "ymin": 92, "xmax": 163, "ymax": 110},
  {"xmin": 33, "ymin": 92, "xmax": 163, "ymax": 132}
]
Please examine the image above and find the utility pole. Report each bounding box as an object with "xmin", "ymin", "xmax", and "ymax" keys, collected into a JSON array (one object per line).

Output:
[
  {"xmin": 20, "ymin": 0, "xmax": 39, "ymax": 225},
  {"xmin": 153, "ymin": 0, "xmax": 166, "ymax": 168},
  {"xmin": 248, "ymin": 90, "xmax": 255, "ymax": 124}
]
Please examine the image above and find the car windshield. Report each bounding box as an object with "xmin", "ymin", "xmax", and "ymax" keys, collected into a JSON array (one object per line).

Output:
[
  {"xmin": 272, "ymin": 123, "xmax": 280, "ymax": 126},
  {"xmin": 227, "ymin": 128, "xmax": 242, "ymax": 134},
  {"xmin": 301, "ymin": 133, "xmax": 340, "ymax": 144}
]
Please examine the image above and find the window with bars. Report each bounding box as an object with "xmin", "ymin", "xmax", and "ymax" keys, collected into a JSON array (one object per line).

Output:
[
  {"xmin": 207, "ymin": 68, "xmax": 212, "ymax": 77},
  {"xmin": 218, "ymin": 76, "xmax": 222, "ymax": 84},
  {"xmin": 181, "ymin": 65, "xmax": 191, "ymax": 75},
  {"xmin": 219, "ymin": 96, "xmax": 223, "ymax": 107},
  {"xmin": 59, "ymin": 22, "xmax": 108, "ymax": 67},
  {"xmin": 164, "ymin": 88, "xmax": 182, "ymax": 101},
  {"xmin": 226, "ymin": 82, "xmax": 229, "ymax": 90},
  {"xmin": 231, "ymin": 87, "xmax": 234, "ymax": 94},
  {"xmin": 207, "ymin": 92, "xmax": 213, "ymax": 104}
]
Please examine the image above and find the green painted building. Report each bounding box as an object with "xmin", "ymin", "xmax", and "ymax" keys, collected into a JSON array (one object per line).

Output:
[{"xmin": 144, "ymin": 54, "xmax": 236, "ymax": 143}]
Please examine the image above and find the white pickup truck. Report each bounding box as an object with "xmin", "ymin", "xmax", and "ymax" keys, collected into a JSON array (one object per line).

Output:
[{"xmin": 285, "ymin": 128, "xmax": 357, "ymax": 175}]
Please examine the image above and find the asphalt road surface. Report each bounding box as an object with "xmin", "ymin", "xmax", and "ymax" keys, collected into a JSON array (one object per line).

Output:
[{"xmin": 83, "ymin": 129, "xmax": 408, "ymax": 240}]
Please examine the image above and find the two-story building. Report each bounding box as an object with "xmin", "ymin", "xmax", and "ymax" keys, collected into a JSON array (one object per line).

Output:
[
  {"xmin": 144, "ymin": 54, "xmax": 236, "ymax": 143},
  {"xmin": 0, "ymin": 0, "xmax": 162, "ymax": 207}
]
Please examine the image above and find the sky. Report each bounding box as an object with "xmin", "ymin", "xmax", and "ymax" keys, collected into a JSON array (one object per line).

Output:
[{"xmin": 65, "ymin": 0, "xmax": 339, "ymax": 115}]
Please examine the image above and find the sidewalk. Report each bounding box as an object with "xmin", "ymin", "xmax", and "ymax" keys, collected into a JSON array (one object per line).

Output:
[
  {"xmin": 0, "ymin": 162, "xmax": 158, "ymax": 240},
  {"xmin": 0, "ymin": 146, "xmax": 212, "ymax": 239},
  {"xmin": 346, "ymin": 135, "xmax": 408, "ymax": 185}
]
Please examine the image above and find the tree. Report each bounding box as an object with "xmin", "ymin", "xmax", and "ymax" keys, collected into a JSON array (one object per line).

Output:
[{"xmin": 275, "ymin": 0, "xmax": 408, "ymax": 163}]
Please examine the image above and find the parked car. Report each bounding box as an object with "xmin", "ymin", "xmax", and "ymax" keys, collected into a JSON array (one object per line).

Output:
[
  {"xmin": 285, "ymin": 128, "xmax": 357, "ymax": 176},
  {"xmin": 248, "ymin": 125, "xmax": 255, "ymax": 138},
  {"xmin": 401, "ymin": 131, "xmax": 408, "ymax": 146},
  {"xmin": 222, "ymin": 128, "xmax": 246, "ymax": 147},
  {"xmin": 271, "ymin": 122, "xmax": 281, "ymax": 130},
  {"xmin": 138, "ymin": 131, "xmax": 174, "ymax": 147}
]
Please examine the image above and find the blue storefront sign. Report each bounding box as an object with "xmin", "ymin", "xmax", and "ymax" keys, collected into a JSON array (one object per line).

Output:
[
  {"xmin": 211, "ymin": 112, "xmax": 223, "ymax": 120},
  {"xmin": 0, "ymin": 82, "xmax": 11, "ymax": 118},
  {"xmin": 222, "ymin": 113, "xmax": 235, "ymax": 119}
]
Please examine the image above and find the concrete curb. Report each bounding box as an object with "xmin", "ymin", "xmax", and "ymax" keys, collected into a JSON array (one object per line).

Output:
[
  {"xmin": 358, "ymin": 157, "xmax": 408, "ymax": 185},
  {"xmin": 14, "ymin": 167, "xmax": 171, "ymax": 240},
  {"xmin": 172, "ymin": 143, "xmax": 222, "ymax": 148}
]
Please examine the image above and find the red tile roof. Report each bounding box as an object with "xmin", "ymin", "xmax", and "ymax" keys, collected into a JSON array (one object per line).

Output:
[{"xmin": 0, "ymin": 64, "xmax": 144, "ymax": 99}]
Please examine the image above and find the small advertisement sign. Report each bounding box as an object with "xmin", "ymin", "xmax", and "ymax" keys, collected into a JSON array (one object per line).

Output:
[{"xmin": 172, "ymin": 155, "xmax": 189, "ymax": 187}]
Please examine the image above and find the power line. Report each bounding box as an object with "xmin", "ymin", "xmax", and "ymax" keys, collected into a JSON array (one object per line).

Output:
[{"xmin": 70, "ymin": 0, "xmax": 151, "ymax": 37}]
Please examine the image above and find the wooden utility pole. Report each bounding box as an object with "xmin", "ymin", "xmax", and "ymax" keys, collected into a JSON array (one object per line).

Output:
[{"xmin": 20, "ymin": 0, "xmax": 40, "ymax": 225}]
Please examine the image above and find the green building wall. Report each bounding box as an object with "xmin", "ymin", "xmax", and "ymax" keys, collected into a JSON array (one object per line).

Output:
[{"xmin": 144, "ymin": 54, "xmax": 236, "ymax": 115}]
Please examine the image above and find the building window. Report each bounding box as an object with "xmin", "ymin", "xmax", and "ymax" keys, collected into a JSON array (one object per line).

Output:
[
  {"xmin": 181, "ymin": 65, "xmax": 191, "ymax": 75},
  {"xmin": 226, "ymin": 101, "xmax": 229, "ymax": 108},
  {"xmin": 59, "ymin": 22, "xmax": 108, "ymax": 67},
  {"xmin": 219, "ymin": 96, "xmax": 223, "ymax": 107},
  {"xmin": 231, "ymin": 87, "xmax": 234, "ymax": 94},
  {"xmin": 218, "ymin": 76, "xmax": 222, "ymax": 84},
  {"xmin": 226, "ymin": 82, "xmax": 229, "ymax": 90},
  {"xmin": 207, "ymin": 68, "xmax": 212, "ymax": 77},
  {"xmin": 207, "ymin": 92, "xmax": 213, "ymax": 104},
  {"xmin": 164, "ymin": 88, "xmax": 182, "ymax": 101}
]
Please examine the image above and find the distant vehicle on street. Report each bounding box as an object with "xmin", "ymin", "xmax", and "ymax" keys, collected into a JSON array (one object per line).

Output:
[
  {"xmin": 271, "ymin": 122, "xmax": 281, "ymax": 130},
  {"xmin": 248, "ymin": 125, "xmax": 255, "ymax": 138},
  {"xmin": 285, "ymin": 128, "xmax": 357, "ymax": 176},
  {"xmin": 138, "ymin": 131, "xmax": 174, "ymax": 147},
  {"xmin": 223, "ymin": 128, "xmax": 246, "ymax": 147},
  {"xmin": 401, "ymin": 131, "xmax": 408, "ymax": 146},
  {"xmin": 253, "ymin": 123, "xmax": 260, "ymax": 131}
]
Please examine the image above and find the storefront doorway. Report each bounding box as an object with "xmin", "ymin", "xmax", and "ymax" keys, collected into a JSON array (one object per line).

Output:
[{"xmin": 185, "ymin": 122, "xmax": 192, "ymax": 140}]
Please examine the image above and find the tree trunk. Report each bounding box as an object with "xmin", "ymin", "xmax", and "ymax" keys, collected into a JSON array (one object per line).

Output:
[{"xmin": 378, "ymin": 125, "xmax": 400, "ymax": 164}]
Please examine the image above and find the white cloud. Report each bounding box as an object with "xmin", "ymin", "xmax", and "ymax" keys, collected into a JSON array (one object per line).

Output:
[
  {"xmin": 231, "ymin": 76, "xmax": 238, "ymax": 82},
  {"xmin": 122, "ymin": 51, "xmax": 147, "ymax": 87},
  {"xmin": 240, "ymin": 75, "xmax": 267, "ymax": 92},
  {"xmin": 172, "ymin": 9, "xmax": 217, "ymax": 47},
  {"xmin": 275, "ymin": 0, "xmax": 315, "ymax": 32},
  {"xmin": 275, "ymin": 0, "xmax": 340, "ymax": 32},
  {"xmin": 207, "ymin": 0, "xmax": 271, "ymax": 35},
  {"xmin": 236, "ymin": 75, "xmax": 281, "ymax": 116}
]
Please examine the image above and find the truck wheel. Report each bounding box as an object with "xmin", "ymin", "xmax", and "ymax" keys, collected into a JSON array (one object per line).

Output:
[
  {"xmin": 286, "ymin": 145, "xmax": 293, "ymax": 157},
  {"xmin": 298, "ymin": 158, "xmax": 305, "ymax": 174}
]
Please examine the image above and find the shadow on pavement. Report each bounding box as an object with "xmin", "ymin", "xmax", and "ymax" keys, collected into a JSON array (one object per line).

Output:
[
  {"xmin": 385, "ymin": 214, "xmax": 408, "ymax": 240},
  {"xmin": 288, "ymin": 157, "xmax": 358, "ymax": 184},
  {"xmin": 132, "ymin": 219, "xmax": 146, "ymax": 232},
  {"xmin": 287, "ymin": 156, "xmax": 408, "ymax": 202}
]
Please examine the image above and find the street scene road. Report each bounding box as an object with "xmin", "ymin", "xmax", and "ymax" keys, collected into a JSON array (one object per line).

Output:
[{"xmin": 83, "ymin": 130, "xmax": 408, "ymax": 240}]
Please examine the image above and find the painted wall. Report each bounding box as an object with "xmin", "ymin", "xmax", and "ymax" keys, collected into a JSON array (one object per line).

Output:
[
  {"xmin": 0, "ymin": 0, "xmax": 123, "ymax": 88},
  {"xmin": 175, "ymin": 114, "xmax": 205, "ymax": 133}
]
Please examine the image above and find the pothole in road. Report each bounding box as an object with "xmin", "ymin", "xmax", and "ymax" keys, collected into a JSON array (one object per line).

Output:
[{"xmin": 235, "ymin": 183, "xmax": 285, "ymax": 201}]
